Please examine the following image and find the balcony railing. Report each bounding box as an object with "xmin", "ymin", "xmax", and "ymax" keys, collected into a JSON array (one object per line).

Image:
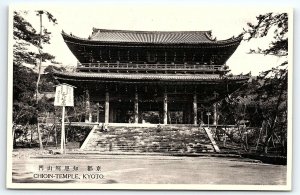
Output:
[{"xmin": 77, "ymin": 62, "xmax": 228, "ymax": 73}]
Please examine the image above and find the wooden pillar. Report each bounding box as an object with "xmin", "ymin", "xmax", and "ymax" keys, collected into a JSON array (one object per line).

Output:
[
  {"xmin": 109, "ymin": 104, "xmax": 114, "ymax": 123},
  {"xmin": 213, "ymin": 91, "xmax": 218, "ymax": 126},
  {"xmin": 96, "ymin": 102, "xmax": 100, "ymax": 123},
  {"xmin": 174, "ymin": 51, "xmax": 176, "ymax": 62},
  {"xmin": 193, "ymin": 93, "xmax": 198, "ymax": 125},
  {"xmin": 117, "ymin": 50, "xmax": 120, "ymax": 61},
  {"xmin": 182, "ymin": 103, "xmax": 186, "ymax": 124},
  {"xmin": 187, "ymin": 104, "xmax": 191, "ymax": 124},
  {"xmin": 164, "ymin": 51, "xmax": 167, "ymax": 62},
  {"xmin": 85, "ymin": 89, "xmax": 92, "ymax": 123},
  {"xmin": 163, "ymin": 92, "xmax": 168, "ymax": 124},
  {"xmin": 105, "ymin": 91, "xmax": 109, "ymax": 124},
  {"xmin": 213, "ymin": 103, "xmax": 218, "ymax": 126},
  {"xmin": 134, "ymin": 89, "xmax": 139, "ymax": 124}
]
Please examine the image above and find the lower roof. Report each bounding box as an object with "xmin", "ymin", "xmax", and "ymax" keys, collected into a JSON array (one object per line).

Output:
[{"xmin": 54, "ymin": 71, "xmax": 249, "ymax": 83}]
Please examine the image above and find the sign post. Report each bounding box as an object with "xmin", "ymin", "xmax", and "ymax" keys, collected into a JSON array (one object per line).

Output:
[{"xmin": 54, "ymin": 83, "xmax": 75, "ymax": 154}]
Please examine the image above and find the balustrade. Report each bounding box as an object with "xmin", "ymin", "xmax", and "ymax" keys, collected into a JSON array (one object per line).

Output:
[{"xmin": 77, "ymin": 62, "xmax": 225, "ymax": 72}]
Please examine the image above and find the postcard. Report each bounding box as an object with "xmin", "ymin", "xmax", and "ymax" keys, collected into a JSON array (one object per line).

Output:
[{"xmin": 7, "ymin": 4, "xmax": 292, "ymax": 190}]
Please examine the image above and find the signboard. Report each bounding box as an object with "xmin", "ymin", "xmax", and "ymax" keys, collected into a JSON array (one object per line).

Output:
[
  {"xmin": 53, "ymin": 83, "xmax": 75, "ymax": 154},
  {"xmin": 54, "ymin": 84, "xmax": 74, "ymax": 107}
]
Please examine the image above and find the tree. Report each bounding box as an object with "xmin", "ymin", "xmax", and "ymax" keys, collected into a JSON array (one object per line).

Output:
[
  {"xmin": 243, "ymin": 12, "xmax": 288, "ymax": 154},
  {"xmin": 13, "ymin": 10, "xmax": 58, "ymax": 149}
]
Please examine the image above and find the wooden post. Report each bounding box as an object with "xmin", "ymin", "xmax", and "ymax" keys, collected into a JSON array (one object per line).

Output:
[
  {"xmin": 193, "ymin": 93, "xmax": 198, "ymax": 125},
  {"xmin": 206, "ymin": 112, "xmax": 211, "ymax": 128},
  {"xmin": 213, "ymin": 103, "xmax": 217, "ymax": 126},
  {"xmin": 163, "ymin": 92, "xmax": 168, "ymax": 124},
  {"xmin": 85, "ymin": 89, "xmax": 92, "ymax": 123},
  {"xmin": 105, "ymin": 91, "xmax": 109, "ymax": 124},
  {"xmin": 61, "ymin": 106, "xmax": 65, "ymax": 154},
  {"xmin": 164, "ymin": 51, "xmax": 167, "ymax": 62},
  {"xmin": 134, "ymin": 89, "xmax": 139, "ymax": 124},
  {"xmin": 96, "ymin": 102, "xmax": 100, "ymax": 123},
  {"xmin": 213, "ymin": 91, "xmax": 218, "ymax": 126},
  {"xmin": 207, "ymin": 113, "xmax": 210, "ymax": 128}
]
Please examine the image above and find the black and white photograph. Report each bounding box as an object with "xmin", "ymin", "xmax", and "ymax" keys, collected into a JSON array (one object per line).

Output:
[{"xmin": 6, "ymin": 4, "xmax": 292, "ymax": 190}]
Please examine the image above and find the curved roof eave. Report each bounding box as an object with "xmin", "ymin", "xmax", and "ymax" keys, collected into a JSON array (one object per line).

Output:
[
  {"xmin": 53, "ymin": 71, "xmax": 249, "ymax": 83},
  {"xmin": 61, "ymin": 30, "xmax": 243, "ymax": 46}
]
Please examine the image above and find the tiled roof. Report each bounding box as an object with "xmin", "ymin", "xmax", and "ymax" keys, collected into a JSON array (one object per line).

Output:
[
  {"xmin": 62, "ymin": 29, "xmax": 242, "ymax": 44},
  {"xmin": 90, "ymin": 29, "xmax": 214, "ymax": 43},
  {"xmin": 54, "ymin": 71, "xmax": 249, "ymax": 82}
]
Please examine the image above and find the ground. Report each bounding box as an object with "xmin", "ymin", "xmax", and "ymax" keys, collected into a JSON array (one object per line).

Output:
[{"xmin": 11, "ymin": 150, "xmax": 287, "ymax": 185}]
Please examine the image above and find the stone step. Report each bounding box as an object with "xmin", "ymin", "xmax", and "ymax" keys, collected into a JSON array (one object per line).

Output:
[{"xmin": 83, "ymin": 126, "xmax": 216, "ymax": 154}]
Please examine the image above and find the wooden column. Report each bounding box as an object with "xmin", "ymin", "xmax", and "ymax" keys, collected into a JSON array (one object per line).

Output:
[
  {"xmin": 213, "ymin": 91, "xmax": 218, "ymax": 126},
  {"xmin": 117, "ymin": 50, "xmax": 120, "ymax": 61},
  {"xmin": 85, "ymin": 89, "xmax": 92, "ymax": 123},
  {"xmin": 109, "ymin": 104, "xmax": 114, "ymax": 123},
  {"xmin": 164, "ymin": 51, "xmax": 167, "ymax": 62},
  {"xmin": 105, "ymin": 91, "xmax": 109, "ymax": 124},
  {"xmin": 96, "ymin": 102, "xmax": 100, "ymax": 123},
  {"xmin": 134, "ymin": 89, "xmax": 139, "ymax": 124},
  {"xmin": 163, "ymin": 92, "xmax": 168, "ymax": 124},
  {"xmin": 193, "ymin": 93, "xmax": 198, "ymax": 125},
  {"xmin": 213, "ymin": 103, "xmax": 218, "ymax": 126}
]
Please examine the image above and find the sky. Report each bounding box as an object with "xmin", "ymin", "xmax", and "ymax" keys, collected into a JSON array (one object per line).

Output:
[{"xmin": 15, "ymin": 5, "xmax": 290, "ymax": 75}]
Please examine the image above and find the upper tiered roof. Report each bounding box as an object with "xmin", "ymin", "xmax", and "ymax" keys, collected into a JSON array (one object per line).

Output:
[
  {"xmin": 62, "ymin": 28, "xmax": 242, "ymax": 45},
  {"xmin": 60, "ymin": 28, "xmax": 244, "ymax": 75},
  {"xmin": 89, "ymin": 28, "xmax": 215, "ymax": 44}
]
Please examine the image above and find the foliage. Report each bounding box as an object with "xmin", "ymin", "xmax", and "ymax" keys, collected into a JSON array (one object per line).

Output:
[
  {"xmin": 219, "ymin": 12, "xmax": 289, "ymax": 155},
  {"xmin": 13, "ymin": 11, "xmax": 56, "ymax": 65},
  {"xmin": 13, "ymin": 10, "xmax": 60, "ymax": 149},
  {"xmin": 40, "ymin": 65, "xmax": 66, "ymax": 92},
  {"xmin": 245, "ymin": 12, "xmax": 288, "ymax": 57}
]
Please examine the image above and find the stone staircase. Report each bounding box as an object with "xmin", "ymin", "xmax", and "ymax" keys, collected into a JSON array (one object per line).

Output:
[{"xmin": 81, "ymin": 125, "xmax": 216, "ymax": 153}]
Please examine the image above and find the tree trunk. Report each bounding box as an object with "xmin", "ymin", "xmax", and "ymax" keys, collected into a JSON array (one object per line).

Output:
[
  {"xmin": 54, "ymin": 109, "xmax": 58, "ymax": 148},
  {"xmin": 12, "ymin": 125, "xmax": 16, "ymax": 149},
  {"xmin": 262, "ymin": 75, "xmax": 286, "ymax": 154},
  {"xmin": 35, "ymin": 13, "xmax": 43, "ymax": 150}
]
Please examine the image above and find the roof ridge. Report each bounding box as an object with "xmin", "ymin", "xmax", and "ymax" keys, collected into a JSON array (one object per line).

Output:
[{"xmin": 92, "ymin": 28, "xmax": 212, "ymax": 34}]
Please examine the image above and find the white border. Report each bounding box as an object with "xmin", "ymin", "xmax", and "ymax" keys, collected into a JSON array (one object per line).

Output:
[{"xmin": 5, "ymin": 3, "xmax": 294, "ymax": 191}]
